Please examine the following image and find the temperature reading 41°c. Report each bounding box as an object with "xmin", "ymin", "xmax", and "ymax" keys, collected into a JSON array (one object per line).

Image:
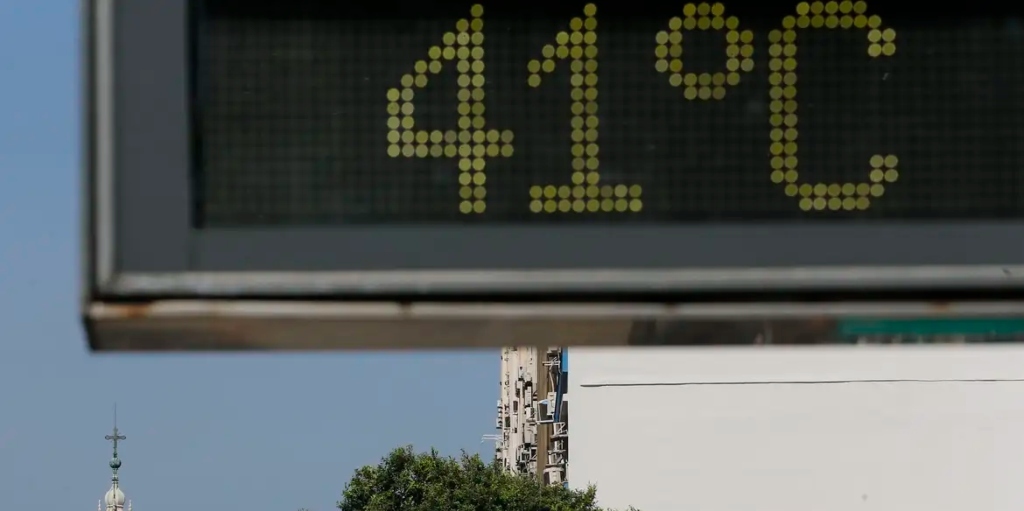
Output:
[{"xmin": 196, "ymin": 0, "xmax": 1024, "ymax": 225}]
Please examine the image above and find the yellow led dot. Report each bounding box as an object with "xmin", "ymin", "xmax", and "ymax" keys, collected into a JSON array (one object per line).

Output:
[
  {"xmin": 868, "ymin": 15, "xmax": 881, "ymax": 28},
  {"xmin": 813, "ymin": 197, "xmax": 827, "ymax": 210},
  {"xmin": 870, "ymin": 169, "xmax": 884, "ymax": 182},
  {"xmin": 881, "ymin": 43, "xmax": 896, "ymax": 56},
  {"xmin": 543, "ymin": 200, "xmax": 556, "ymax": 213},
  {"xmin": 799, "ymin": 198, "xmax": 813, "ymax": 210},
  {"xmin": 870, "ymin": 184, "xmax": 885, "ymax": 197},
  {"xmin": 387, "ymin": 145, "xmax": 401, "ymax": 157},
  {"xmin": 882, "ymin": 28, "xmax": 896, "ymax": 41},
  {"xmin": 840, "ymin": 16, "xmax": 853, "ymax": 28},
  {"xmin": 583, "ymin": 3, "xmax": 597, "ymax": 16},
  {"xmin": 771, "ymin": 170, "xmax": 785, "ymax": 183},
  {"xmin": 839, "ymin": 0, "xmax": 853, "ymax": 12},
  {"xmin": 799, "ymin": 183, "xmax": 813, "ymax": 196},
  {"xmin": 883, "ymin": 155, "xmax": 898, "ymax": 167},
  {"xmin": 459, "ymin": 201, "xmax": 473, "ymax": 214},
  {"xmin": 842, "ymin": 183, "xmax": 856, "ymax": 196},
  {"xmin": 558, "ymin": 199, "xmax": 571, "ymax": 212},
  {"xmin": 869, "ymin": 155, "xmax": 884, "ymax": 167},
  {"xmin": 586, "ymin": 199, "xmax": 600, "ymax": 212},
  {"xmin": 867, "ymin": 29, "xmax": 881, "ymax": 42},
  {"xmin": 785, "ymin": 170, "xmax": 799, "ymax": 182},
  {"xmin": 472, "ymin": 200, "xmax": 485, "ymax": 213},
  {"xmin": 884, "ymin": 169, "xmax": 898, "ymax": 182},
  {"xmin": 528, "ymin": 75, "xmax": 542, "ymax": 87},
  {"xmin": 529, "ymin": 200, "xmax": 543, "ymax": 213},
  {"xmin": 812, "ymin": 183, "xmax": 827, "ymax": 196},
  {"xmin": 856, "ymin": 197, "xmax": 870, "ymax": 210},
  {"xmin": 856, "ymin": 183, "xmax": 870, "ymax": 196},
  {"xmin": 572, "ymin": 200, "xmax": 585, "ymax": 213},
  {"xmin": 542, "ymin": 60, "xmax": 556, "ymax": 72},
  {"xmin": 827, "ymin": 184, "xmax": 841, "ymax": 196},
  {"xmin": 684, "ymin": 86, "xmax": 697, "ymax": 99},
  {"xmin": 828, "ymin": 197, "xmax": 842, "ymax": 210},
  {"xmin": 842, "ymin": 197, "xmax": 857, "ymax": 210},
  {"xmin": 783, "ymin": 184, "xmax": 797, "ymax": 196},
  {"xmin": 796, "ymin": 2, "xmax": 810, "ymax": 14}
]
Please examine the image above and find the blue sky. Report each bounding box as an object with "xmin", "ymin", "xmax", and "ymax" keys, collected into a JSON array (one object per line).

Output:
[{"xmin": 0, "ymin": 2, "xmax": 500, "ymax": 510}]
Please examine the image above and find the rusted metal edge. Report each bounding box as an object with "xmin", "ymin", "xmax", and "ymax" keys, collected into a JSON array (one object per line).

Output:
[{"xmin": 84, "ymin": 300, "xmax": 1024, "ymax": 351}]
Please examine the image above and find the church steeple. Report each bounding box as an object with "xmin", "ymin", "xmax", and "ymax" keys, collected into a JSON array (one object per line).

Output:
[{"xmin": 99, "ymin": 405, "xmax": 132, "ymax": 511}]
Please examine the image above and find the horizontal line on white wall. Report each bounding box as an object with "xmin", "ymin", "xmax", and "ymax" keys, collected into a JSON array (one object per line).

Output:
[{"xmin": 580, "ymin": 378, "xmax": 1024, "ymax": 387}]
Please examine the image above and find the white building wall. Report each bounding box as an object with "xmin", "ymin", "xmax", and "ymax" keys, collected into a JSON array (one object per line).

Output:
[{"xmin": 569, "ymin": 346, "xmax": 1024, "ymax": 511}]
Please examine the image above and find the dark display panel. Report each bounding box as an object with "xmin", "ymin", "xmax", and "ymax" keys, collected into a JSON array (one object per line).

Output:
[{"xmin": 193, "ymin": 0, "xmax": 1024, "ymax": 225}]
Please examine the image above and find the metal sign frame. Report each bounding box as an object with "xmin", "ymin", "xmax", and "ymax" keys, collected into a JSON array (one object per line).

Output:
[{"xmin": 82, "ymin": 0, "xmax": 1024, "ymax": 350}]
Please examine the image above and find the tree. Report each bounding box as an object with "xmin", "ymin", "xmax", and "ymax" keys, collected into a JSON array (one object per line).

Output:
[{"xmin": 337, "ymin": 446, "xmax": 639, "ymax": 511}]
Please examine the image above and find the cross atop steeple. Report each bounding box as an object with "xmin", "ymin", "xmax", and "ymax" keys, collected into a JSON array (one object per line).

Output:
[{"xmin": 104, "ymin": 404, "xmax": 126, "ymax": 472}]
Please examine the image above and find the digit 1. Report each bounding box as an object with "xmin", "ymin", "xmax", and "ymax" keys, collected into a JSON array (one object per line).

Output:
[
  {"xmin": 655, "ymin": 2, "xmax": 755, "ymax": 100},
  {"xmin": 526, "ymin": 3, "xmax": 642, "ymax": 214},
  {"xmin": 769, "ymin": 0, "xmax": 898, "ymax": 212},
  {"xmin": 386, "ymin": 4, "xmax": 514, "ymax": 215}
]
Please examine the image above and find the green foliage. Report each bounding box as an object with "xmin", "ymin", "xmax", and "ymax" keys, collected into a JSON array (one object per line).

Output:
[{"xmin": 337, "ymin": 446, "xmax": 639, "ymax": 511}]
